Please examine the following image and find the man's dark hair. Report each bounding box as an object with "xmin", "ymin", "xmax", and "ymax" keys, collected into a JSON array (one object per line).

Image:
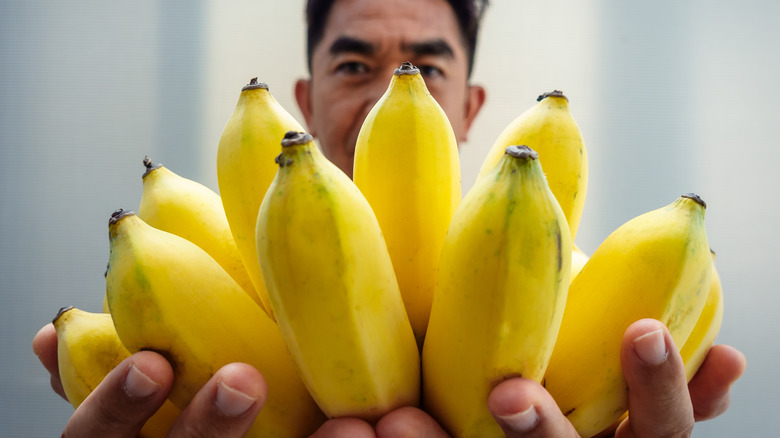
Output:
[{"xmin": 304, "ymin": 0, "xmax": 489, "ymax": 77}]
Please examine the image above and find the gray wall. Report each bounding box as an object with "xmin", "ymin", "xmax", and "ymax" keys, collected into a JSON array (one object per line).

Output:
[{"xmin": 2, "ymin": 0, "xmax": 778, "ymax": 435}]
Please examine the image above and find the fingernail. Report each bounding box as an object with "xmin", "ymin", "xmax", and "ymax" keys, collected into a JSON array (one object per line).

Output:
[
  {"xmin": 216, "ymin": 380, "xmax": 256, "ymax": 417},
  {"xmin": 497, "ymin": 405, "xmax": 539, "ymax": 432},
  {"xmin": 124, "ymin": 364, "xmax": 160, "ymax": 398},
  {"xmin": 633, "ymin": 328, "xmax": 668, "ymax": 365}
]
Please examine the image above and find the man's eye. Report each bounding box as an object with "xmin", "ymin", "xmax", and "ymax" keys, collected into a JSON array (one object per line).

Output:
[
  {"xmin": 335, "ymin": 62, "xmax": 369, "ymax": 75},
  {"xmin": 418, "ymin": 65, "xmax": 444, "ymax": 79}
]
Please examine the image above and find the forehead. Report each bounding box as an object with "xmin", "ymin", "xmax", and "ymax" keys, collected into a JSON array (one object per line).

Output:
[{"xmin": 316, "ymin": 0, "xmax": 465, "ymax": 55}]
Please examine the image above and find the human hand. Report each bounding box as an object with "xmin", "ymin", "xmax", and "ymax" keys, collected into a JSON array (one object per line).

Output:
[
  {"xmin": 486, "ymin": 318, "xmax": 746, "ymax": 437},
  {"xmin": 34, "ymin": 322, "xmax": 268, "ymax": 437},
  {"xmin": 34, "ymin": 323, "xmax": 438, "ymax": 438}
]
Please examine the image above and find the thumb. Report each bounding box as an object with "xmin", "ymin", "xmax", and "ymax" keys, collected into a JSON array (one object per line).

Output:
[
  {"xmin": 616, "ymin": 319, "xmax": 694, "ymax": 438},
  {"xmin": 62, "ymin": 350, "xmax": 173, "ymax": 438},
  {"xmin": 488, "ymin": 377, "xmax": 579, "ymax": 437}
]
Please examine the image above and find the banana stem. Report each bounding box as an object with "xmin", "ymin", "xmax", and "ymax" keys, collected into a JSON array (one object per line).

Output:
[
  {"xmin": 505, "ymin": 145, "xmax": 539, "ymax": 160},
  {"xmin": 109, "ymin": 208, "xmax": 135, "ymax": 225},
  {"xmin": 682, "ymin": 193, "xmax": 706, "ymax": 208},
  {"xmin": 52, "ymin": 306, "xmax": 75, "ymax": 324},
  {"xmin": 394, "ymin": 61, "xmax": 419, "ymax": 75},
  {"xmin": 242, "ymin": 77, "xmax": 269, "ymax": 91},
  {"xmin": 281, "ymin": 131, "xmax": 313, "ymax": 147},
  {"xmin": 142, "ymin": 156, "xmax": 162, "ymax": 178},
  {"xmin": 276, "ymin": 131, "xmax": 313, "ymax": 168},
  {"xmin": 537, "ymin": 90, "xmax": 568, "ymax": 101}
]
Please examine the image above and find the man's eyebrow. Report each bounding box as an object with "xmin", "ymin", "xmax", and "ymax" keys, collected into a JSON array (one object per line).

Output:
[
  {"xmin": 329, "ymin": 36, "xmax": 375, "ymax": 56},
  {"xmin": 401, "ymin": 39, "xmax": 455, "ymax": 58}
]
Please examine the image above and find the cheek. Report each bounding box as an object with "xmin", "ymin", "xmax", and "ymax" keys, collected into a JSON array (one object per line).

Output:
[
  {"xmin": 311, "ymin": 92, "xmax": 366, "ymax": 159},
  {"xmin": 312, "ymin": 89, "xmax": 345, "ymax": 127},
  {"xmin": 314, "ymin": 98, "xmax": 356, "ymax": 140}
]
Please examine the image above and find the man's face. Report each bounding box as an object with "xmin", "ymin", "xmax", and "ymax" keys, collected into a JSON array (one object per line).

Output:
[{"xmin": 295, "ymin": 0, "xmax": 486, "ymax": 177}]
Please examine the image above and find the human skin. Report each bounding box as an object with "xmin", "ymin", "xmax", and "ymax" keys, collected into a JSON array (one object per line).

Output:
[{"xmin": 33, "ymin": 0, "xmax": 746, "ymax": 436}]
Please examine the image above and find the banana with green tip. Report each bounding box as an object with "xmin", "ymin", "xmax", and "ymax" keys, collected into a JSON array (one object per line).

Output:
[
  {"xmin": 217, "ymin": 78, "xmax": 304, "ymax": 318},
  {"xmin": 256, "ymin": 131, "xmax": 420, "ymax": 421},
  {"xmin": 422, "ymin": 145, "xmax": 571, "ymax": 437},
  {"xmin": 137, "ymin": 156, "xmax": 260, "ymax": 305},
  {"xmin": 53, "ymin": 306, "xmax": 180, "ymax": 437},
  {"xmin": 477, "ymin": 91, "xmax": 588, "ymax": 242},
  {"xmin": 105, "ymin": 209, "xmax": 326, "ymax": 437},
  {"xmin": 543, "ymin": 194, "xmax": 712, "ymax": 437},
  {"xmin": 353, "ymin": 62, "xmax": 461, "ymax": 347}
]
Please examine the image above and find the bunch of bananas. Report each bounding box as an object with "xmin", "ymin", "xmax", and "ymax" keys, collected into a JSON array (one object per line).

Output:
[{"xmin": 53, "ymin": 63, "xmax": 724, "ymax": 438}]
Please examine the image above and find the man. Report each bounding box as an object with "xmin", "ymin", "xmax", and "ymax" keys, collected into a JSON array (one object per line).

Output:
[{"xmin": 33, "ymin": 0, "xmax": 745, "ymax": 436}]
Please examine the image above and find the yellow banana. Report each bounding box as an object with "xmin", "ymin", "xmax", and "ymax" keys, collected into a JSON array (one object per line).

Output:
[
  {"xmin": 353, "ymin": 62, "xmax": 461, "ymax": 347},
  {"xmin": 105, "ymin": 209, "xmax": 325, "ymax": 437},
  {"xmin": 217, "ymin": 78, "xmax": 304, "ymax": 318},
  {"xmin": 422, "ymin": 145, "xmax": 571, "ymax": 438},
  {"xmin": 53, "ymin": 306, "xmax": 180, "ymax": 437},
  {"xmin": 593, "ymin": 251, "xmax": 722, "ymax": 438},
  {"xmin": 680, "ymin": 249, "xmax": 723, "ymax": 381},
  {"xmin": 137, "ymin": 156, "xmax": 260, "ymax": 305},
  {"xmin": 102, "ymin": 279, "xmax": 110, "ymax": 313},
  {"xmin": 543, "ymin": 194, "xmax": 712, "ymax": 437},
  {"xmin": 256, "ymin": 132, "xmax": 420, "ymax": 421},
  {"xmin": 477, "ymin": 91, "xmax": 587, "ymax": 241}
]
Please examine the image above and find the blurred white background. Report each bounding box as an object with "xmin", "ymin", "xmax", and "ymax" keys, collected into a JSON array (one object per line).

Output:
[{"xmin": 2, "ymin": 0, "xmax": 778, "ymax": 435}]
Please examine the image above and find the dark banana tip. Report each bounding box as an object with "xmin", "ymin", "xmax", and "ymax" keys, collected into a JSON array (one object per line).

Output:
[
  {"xmin": 682, "ymin": 193, "xmax": 707, "ymax": 209},
  {"xmin": 505, "ymin": 145, "xmax": 539, "ymax": 160},
  {"xmin": 394, "ymin": 61, "xmax": 420, "ymax": 75},
  {"xmin": 52, "ymin": 306, "xmax": 74, "ymax": 325},
  {"xmin": 537, "ymin": 90, "xmax": 568, "ymax": 102},
  {"xmin": 109, "ymin": 208, "xmax": 136, "ymax": 225},
  {"xmin": 281, "ymin": 131, "xmax": 313, "ymax": 147},
  {"xmin": 142, "ymin": 155, "xmax": 162, "ymax": 178},
  {"xmin": 242, "ymin": 77, "xmax": 269, "ymax": 91}
]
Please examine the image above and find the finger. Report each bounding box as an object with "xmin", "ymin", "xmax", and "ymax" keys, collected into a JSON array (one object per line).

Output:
[
  {"xmin": 32, "ymin": 323, "xmax": 66, "ymax": 400},
  {"xmin": 688, "ymin": 344, "xmax": 746, "ymax": 421},
  {"xmin": 32, "ymin": 323, "xmax": 58, "ymax": 376},
  {"xmin": 487, "ymin": 377, "xmax": 579, "ymax": 437},
  {"xmin": 376, "ymin": 406, "xmax": 449, "ymax": 438},
  {"xmin": 617, "ymin": 319, "xmax": 693, "ymax": 438},
  {"xmin": 62, "ymin": 350, "xmax": 173, "ymax": 438},
  {"xmin": 309, "ymin": 417, "xmax": 376, "ymax": 438},
  {"xmin": 168, "ymin": 362, "xmax": 267, "ymax": 438}
]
